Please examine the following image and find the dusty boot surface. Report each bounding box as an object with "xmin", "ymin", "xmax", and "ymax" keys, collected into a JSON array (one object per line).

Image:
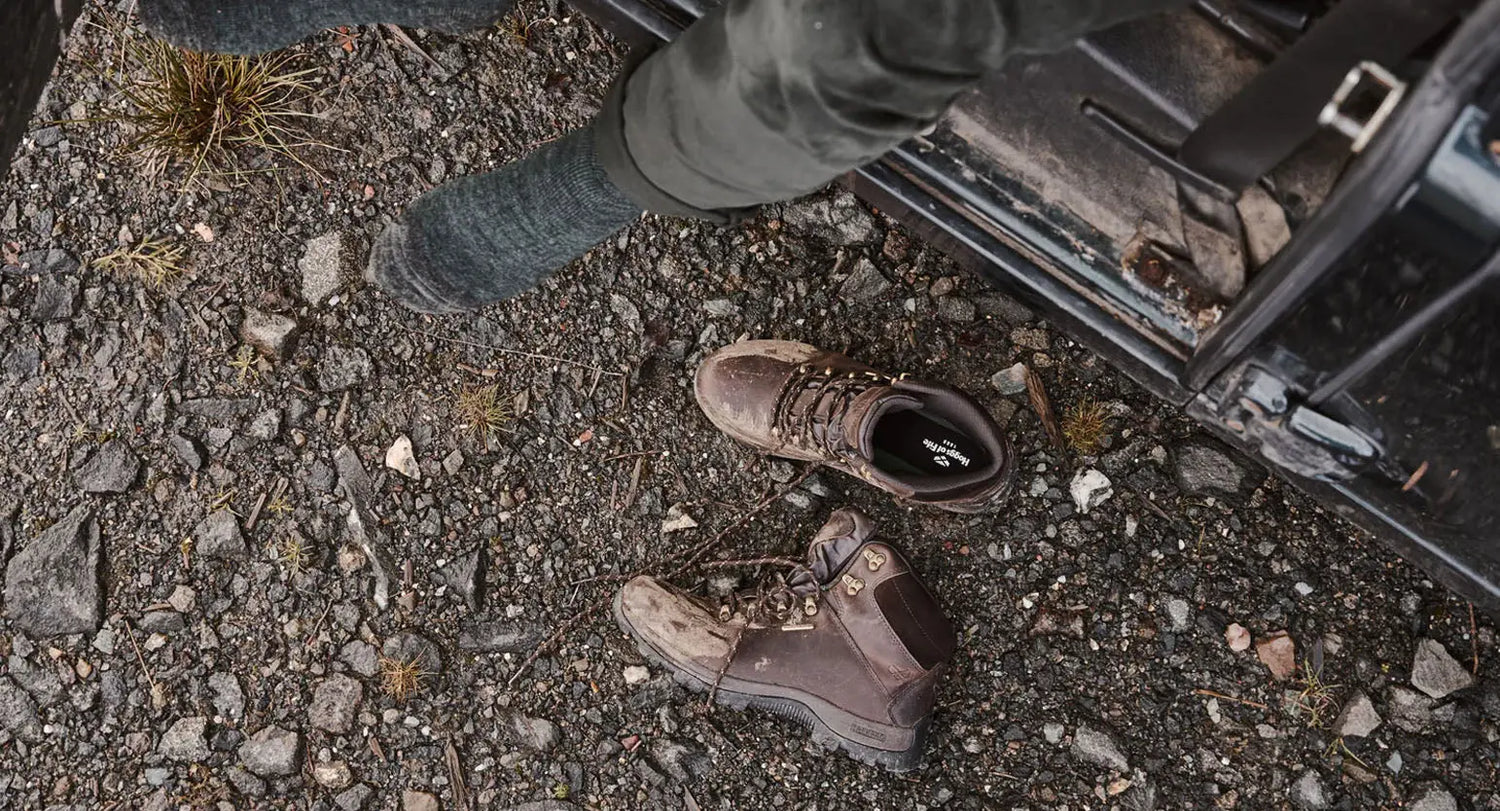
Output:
[
  {"xmin": 694, "ymin": 339, "xmax": 1014, "ymax": 513},
  {"xmin": 613, "ymin": 507, "xmax": 956, "ymax": 772}
]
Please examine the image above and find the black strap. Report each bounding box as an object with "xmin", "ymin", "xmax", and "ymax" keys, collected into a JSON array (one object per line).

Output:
[{"xmin": 1179, "ymin": 0, "xmax": 1468, "ymax": 194}]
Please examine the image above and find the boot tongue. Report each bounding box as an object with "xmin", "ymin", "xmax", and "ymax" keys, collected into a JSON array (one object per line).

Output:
[
  {"xmin": 802, "ymin": 507, "xmax": 879, "ymax": 587},
  {"xmin": 843, "ymin": 387, "xmax": 922, "ymax": 459}
]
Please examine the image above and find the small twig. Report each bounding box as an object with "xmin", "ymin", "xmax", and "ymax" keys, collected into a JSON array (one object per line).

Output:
[
  {"xmin": 445, "ymin": 738, "xmax": 470, "ymax": 811},
  {"xmin": 123, "ymin": 621, "xmax": 158, "ymax": 691},
  {"xmin": 398, "ymin": 324, "xmax": 623, "ymax": 377},
  {"xmin": 381, "ymin": 24, "xmax": 446, "ymax": 73},
  {"xmin": 1194, "ymin": 688, "xmax": 1268, "ymax": 710},
  {"xmin": 507, "ymin": 603, "xmax": 603, "ymax": 687},
  {"xmin": 333, "ymin": 391, "xmax": 352, "ymax": 433},
  {"xmin": 667, "ymin": 466, "xmax": 816, "ymax": 579},
  {"xmin": 698, "ymin": 556, "xmax": 803, "ymax": 569},
  {"xmin": 622, "ymin": 456, "xmax": 644, "ymax": 512},
  {"xmin": 303, "ymin": 598, "xmax": 335, "ymax": 646},
  {"xmin": 243, "ymin": 491, "xmax": 270, "ymax": 533},
  {"xmin": 1470, "ymin": 603, "xmax": 1480, "ymax": 675},
  {"xmin": 1024, "ymin": 366, "xmax": 1064, "ymax": 450},
  {"xmin": 525, "ymin": 467, "xmax": 816, "ymax": 678},
  {"xmin": 1401, "ymin": 460, "xmax": 1429, "ymax": 492},
  {"xmin": 604, "ymin": 450, "xmax": 660, "ymax": 462}
]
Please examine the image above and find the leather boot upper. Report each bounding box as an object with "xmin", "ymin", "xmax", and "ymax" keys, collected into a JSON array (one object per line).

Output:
[{"xmin": 694, "ymin": 339, "xmax": 1014, "ymax": 513}]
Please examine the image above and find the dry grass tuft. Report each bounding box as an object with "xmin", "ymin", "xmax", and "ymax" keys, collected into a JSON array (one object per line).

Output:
[
  {"xmin": 275, "ymin": 532, "xmax": 312, "ymax": 575},
  {"xmin": 94, "ymin": 237, "xmax": 188, "ymax": 289},
  {"xmin": 1290, "ymin": 657, "xmax": 1341, "ymax": 728},
  {"xmin": 453, "ymin": 384, "xmax": 514, "ymax": 444},
  {"xmin": 379, "ymin": 655, "xmax": 428, "ymax": 701},
  {"xmin": 1062, "ymin": 397, "xmax": 1111, "ymax": 455},
  {"xmin": 115, "ymin": 39, "xmax": 322, "ymax": 181}
]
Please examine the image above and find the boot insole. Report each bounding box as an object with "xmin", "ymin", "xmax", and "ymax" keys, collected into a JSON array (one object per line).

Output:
[{"xmin": 870, "ymin": 409, "xmax": 991, "ymax": 478}]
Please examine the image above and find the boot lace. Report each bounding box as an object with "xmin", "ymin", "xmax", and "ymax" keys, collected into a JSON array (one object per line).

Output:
[
  {"xmin": 700, "ymin": 556, "xmax": 823, "ymax": 704},
  {"xmin": 769, "ymin": 364, "xmax": 902, "ymax": 457}
]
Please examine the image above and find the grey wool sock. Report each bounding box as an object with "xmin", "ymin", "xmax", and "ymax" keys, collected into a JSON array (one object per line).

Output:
[
  {"xmin": 138, "ymin": 0, "xmax": 513, "ymax": 54},
  {"xmin": 365, "ymin": 125, "xmax": 644, "ymax": 314}
]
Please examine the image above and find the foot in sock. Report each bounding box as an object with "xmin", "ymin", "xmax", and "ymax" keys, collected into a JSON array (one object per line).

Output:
[
  {"xmin": 139, "ymin": 0, "xmax": 514, "ymax": 55},
  {"xmin": 693, "ymin": 340, "xmax": 1016, "ymax": 514},
  {"xmin": 365, "ymin": 125, "xmax": 643, "ymax": 314}
]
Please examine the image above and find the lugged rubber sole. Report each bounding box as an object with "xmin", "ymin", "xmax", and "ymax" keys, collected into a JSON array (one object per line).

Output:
[{"xmin": 612, "ymin": 589, "xmax": 927, "ymax": 773}]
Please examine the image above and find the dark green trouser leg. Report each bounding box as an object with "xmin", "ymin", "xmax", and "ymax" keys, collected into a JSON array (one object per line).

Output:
[{"xmin": 598, "ymin": 0, "xmax": 1192, "ymax": 218}]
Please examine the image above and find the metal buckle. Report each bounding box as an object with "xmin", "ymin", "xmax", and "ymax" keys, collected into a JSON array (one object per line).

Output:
[{"xmin": 1319, "ymin": 61, "xmax": 1407, "ymax": 153}]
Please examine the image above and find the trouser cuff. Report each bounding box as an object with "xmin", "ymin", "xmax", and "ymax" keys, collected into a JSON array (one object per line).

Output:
[{"xmin": 593, "ymin": 46, "xmax": 748, "ymax": 226}]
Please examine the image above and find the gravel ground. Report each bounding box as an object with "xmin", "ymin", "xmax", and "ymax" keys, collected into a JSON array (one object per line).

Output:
[{"xmin": 1, "ymin": 4, "xmax": 1498, "ymax": 809}]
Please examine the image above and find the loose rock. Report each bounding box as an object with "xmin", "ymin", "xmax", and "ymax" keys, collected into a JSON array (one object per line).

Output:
[
  {"xmin": 240, "ymin": 308, "xmax": 298, "ymax": 357},
  {"xmin": 309, "ymin": 674, "xmax": 363, "ymax": 735},
  {"xmin": 1332, "ymin": 691, "xmax": 1381, "ymax": 738},
  {"xmin": 300, "ymin": 232, "xmax": 343, "ymax": 304},
  {"xmin": 781, "ymin": 192, "xmax": 878, "ymax": 246},
  {"xmin": 1174, "ymin": 444, "xmax": 1246, "ymax": 495},
  {"xmin": 991, "ymin": 363, "xmax": 1028, "ymax": 396},
  {"xmin": 1256, "ymin": 631, "xmax": 1297, "ymax": 681},
  {"xmin": 208, "ymin": 672, "xmax": 244, "ymax": 720},
  {"xmin": 1224, "ymin": 622, "xmax": 1252, "ymax": 652},
  {"xmin": 1410, "ymin": 784, "xmax": 1458, "ymax": 811},
  {"xmin": 318, "ymin": 346, "xmax": 373, "ymax": 392},
  {"xmin": 159, "ymin": 716, "xmax": 210, "ymax": 762},
  {"xmin": 340, "ymin": 640, "xmax": 380, "ymax": 677},
  {"xmin": 194, "ymin": 512, "xmax": 246, "ymax": 561},
  {"xmin": 839, "ymin": 257, "xmax": 892, "ymax": 302},
  {"xmin": 1294, "ymin": 770, "xmax": 1328, "ymax": 809},
  {"xmin": 1071, "ymin": 725, "xmax": 1128, "ymax": 771},
  {"xmin": 31, "ymin": 274, "xmax": 79, "ymax": 322},
  {"xmin": 403, "ymin": 790, "xmax": 440, "ymax": 811},
  {"xmin": 457, "ymin": 621, "xmax": 538, "ymax": 653},
  {"xmin": 3, "ymin": 506, "xmax": 102, "ymax": 636},
  {"xmin": 437, "ymin": 546, "xmax": 487, "ymax": 611},
  {"xmin": 1069, "ymin": 469, "xmax": 1113, "ymax": 514},
  {"xmin": 1410, "ymin": 638, "xmax": 1474, "ymax": 699},
  {"xmin": 660, "ymin": 503, "xmax": 698, "ymax": 534},
  {"xmin": 0, "ymin": 677, "xmax": 41, "ymax": 741},
  {"xmin": 512, "ymin": 714, "xmax": 562, "ymax": 752},
  {"xmin": 623, "ymin": 665, "xmax": 650, "ymax": 685},
  {"xmin": 75, "ymin": 440, "xmax": 140, "ymax": 493},
  {"xmin": 314, "ymin": 760, "xmax": 354, "ymax": 790},
  {"xmin": 385, "ymin": 435, "xmax": 421, "ymax": 480},
  {"xmin": 239, "ymin": 725, "xmax": 302, "ymax": 776},
  {"xmin": 1386, "ymin": 686, "xmax": 1435, "ymax": 733},
  {"xmin": 382, "ymin": 631, "xmax": 444, "ymax": 675}
]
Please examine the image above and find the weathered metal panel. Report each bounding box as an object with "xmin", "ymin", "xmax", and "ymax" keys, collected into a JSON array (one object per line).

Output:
[{"xmin": 1, "ymin": 0, "xmax": 82, "ymax": 179}]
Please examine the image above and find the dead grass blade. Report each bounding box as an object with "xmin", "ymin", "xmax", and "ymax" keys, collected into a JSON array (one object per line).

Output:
[{"xmin": 1025, "ymin": 366, "xmax": 1064, "ymax": 450}]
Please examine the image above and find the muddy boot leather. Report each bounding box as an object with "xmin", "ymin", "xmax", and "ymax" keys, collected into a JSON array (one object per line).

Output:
[
  {"xmin": 612, "ymin": 508, "xmax": 956, "ymax": 772},
  {"xmin": 694, "ymin": 339, "xmax": 1014, "ymax": 513}
]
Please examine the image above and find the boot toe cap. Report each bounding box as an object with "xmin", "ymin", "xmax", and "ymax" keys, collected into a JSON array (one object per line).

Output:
[{"xmin": 693, "ymin": 340, "xmax": 822, "ymax": 447}]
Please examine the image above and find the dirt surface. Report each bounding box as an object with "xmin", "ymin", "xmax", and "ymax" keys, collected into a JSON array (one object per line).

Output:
[{"xmin": 1, "ymin": 4, "xmax": 1498, "ymax": 810}]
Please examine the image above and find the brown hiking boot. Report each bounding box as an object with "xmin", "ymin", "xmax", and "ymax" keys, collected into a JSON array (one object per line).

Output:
[
  {"xmin": 694, "ymin": 340, "xmax": 1014, "ymax": 513},
  {"xmin": 612, "ymin": 507, "xmax": 955, "ymax": 772}
]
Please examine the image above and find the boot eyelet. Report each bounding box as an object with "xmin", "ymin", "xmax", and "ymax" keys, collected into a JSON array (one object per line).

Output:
[
  {"xmin": 842, "ymin": 574, "xmax": 865, "ymax": 596},
  {"xmin": 862, "ymin": 549, "xmax": 886, "ymax": 571},
  {"xmin": 803, "ymin": 595, "xmax": 818, "ymax": 616}
]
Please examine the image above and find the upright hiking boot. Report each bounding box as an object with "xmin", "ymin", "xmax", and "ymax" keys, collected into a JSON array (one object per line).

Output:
[
  {"xmin": 694, "ymin": 340, "xmax": 1014, "ymax": 513},
  {"xmin": 613, "ymin": 507, "xmax": 956, "ymax": 772}
]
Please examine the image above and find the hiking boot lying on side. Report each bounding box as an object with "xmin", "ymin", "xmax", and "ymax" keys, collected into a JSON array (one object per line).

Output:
[
  {"xmin": 613, "ymin": 507, "xmax": 956, "ymax": 772},
  {"xmin": 694, "ymin": 340, "xmax": 1014, "ymax": 513}
]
